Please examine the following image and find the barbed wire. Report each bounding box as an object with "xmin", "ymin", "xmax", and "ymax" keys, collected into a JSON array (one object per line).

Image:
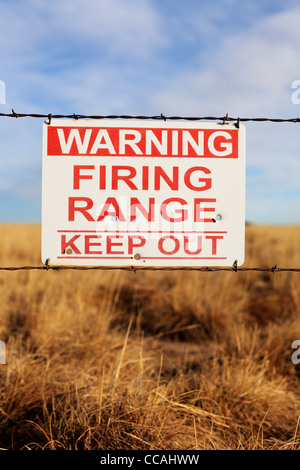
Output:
[
  {"xmin": 0, "ymin": 265, "xmax": 299, "ymax": 272},
  {"xmin": 0, "ymin": 110, "xmax": 299, "ymax": 274},
  {"xmin": 1, "ymin": 111, "xmax": 300, "ymax": 124}
]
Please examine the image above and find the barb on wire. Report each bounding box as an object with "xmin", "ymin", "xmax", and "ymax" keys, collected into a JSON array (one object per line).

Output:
[
  {"xmin": 0, "ymin": 265, "xmax": 299, "ymax": 272},
  {"xmin": 0, "ymin": 110, "xmax": 298, "ymax": 274},
  {"xmin": 1, "ymin": 111, "xmax": 300, "ymax": 123}
]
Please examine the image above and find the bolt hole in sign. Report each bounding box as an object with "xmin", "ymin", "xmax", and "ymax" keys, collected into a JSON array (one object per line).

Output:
[{"xmin": 42, "ymin": 119, "xmax": 246, "ymax": 267}]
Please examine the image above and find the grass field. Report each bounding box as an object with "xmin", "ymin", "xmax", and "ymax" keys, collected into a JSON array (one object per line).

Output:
[{"xmin": 0, "ymin": 223, "xmax": 299, "ymax": 450}]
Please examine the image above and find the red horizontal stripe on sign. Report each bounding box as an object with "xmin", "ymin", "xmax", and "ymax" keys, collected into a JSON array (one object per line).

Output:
[
  {"xmin": 57, "ymin": 256, "xmax": 227, "ymax": 260},
  {"xmin": 141, "ymin": 257, "xmax": 227, "ymax": 260},
  {"xmin": 57, "ymin": 256, "xmax": 133, "ymax": 260},
  {"xmin": 47, "ymin": 126, "xmax": 238, "ymax": 158},
  {"xmin": 57, "ymin": 230, "xmax": 228, "ymax": 234}
]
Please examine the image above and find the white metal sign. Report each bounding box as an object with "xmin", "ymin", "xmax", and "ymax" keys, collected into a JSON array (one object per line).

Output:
[{"xmin": 42, "ymin": 119, "xmax": 246, "ymax": 267}]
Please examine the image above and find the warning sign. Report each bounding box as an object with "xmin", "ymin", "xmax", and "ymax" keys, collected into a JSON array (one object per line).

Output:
[{"xmin": 41, "ymin": 119, "xmax": 246, "ymax": 267}]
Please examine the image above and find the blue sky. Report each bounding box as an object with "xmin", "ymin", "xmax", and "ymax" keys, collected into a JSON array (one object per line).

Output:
[{"xmin": 1, "ymin": 0, "xmax": 300, "ymax": 224}]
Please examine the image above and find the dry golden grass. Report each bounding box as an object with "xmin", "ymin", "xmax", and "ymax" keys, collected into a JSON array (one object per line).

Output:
[{"xmin": 0, "ymin": 223, "xmax": 299, "ymax": 450}]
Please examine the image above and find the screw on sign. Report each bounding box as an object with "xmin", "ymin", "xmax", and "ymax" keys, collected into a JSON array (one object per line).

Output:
[{"xmin": 41, "ymin": 119, "xmax": 246, "ymax": 268}]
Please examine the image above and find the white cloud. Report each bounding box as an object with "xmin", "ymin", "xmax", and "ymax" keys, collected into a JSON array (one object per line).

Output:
[
  {"xmin": 152, "ymin": 5, "xmax": 300, "ymax": 115},
  {"xmin": 0, "ymin": 0, "xmax": 167, "ymax": 66},
  {"xmin": 52, "ymin": 0, "xmax": 168, "ymax": 57},
  {"xmin": 0, "ymin": 0, "xmax": 169, "ymax": 112},
  {"xmin": 0, "ymin": 0, "xmax": 300, "ymax": 223},
  {"xmin": 145, "ymin": 4, "xmax": 300, "ymax": 225}
]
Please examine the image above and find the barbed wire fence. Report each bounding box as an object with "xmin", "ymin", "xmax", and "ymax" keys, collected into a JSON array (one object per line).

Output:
[
  {"xmin": 0, "ymin": 265, "xmax": 299, "ymax": 273},
  {"xmin": 2, "ymin": 111, "xmax": 300, "ymax": 123},
  {"xmin": 0, "ymin": 111, "xmax": 299, "ymax": 273},
  {"xmin": 2, "ymin": 111, "xmax": 300, "ymax": 128}
]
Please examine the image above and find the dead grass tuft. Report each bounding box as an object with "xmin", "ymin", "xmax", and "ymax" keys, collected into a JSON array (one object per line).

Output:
[{"xmin": 0, "ymin": 223, "xmax": 299, "ymax": 450}]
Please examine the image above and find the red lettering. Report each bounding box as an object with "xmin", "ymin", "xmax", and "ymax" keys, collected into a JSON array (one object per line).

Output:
[
  {"xmin": 106, "ymin": 235, "xmax": 124, "ymax": 255},
  {"xmin": 158, "ymin": 235, "xmax": 180, "ymax": 255},
  {"xmin": 184, "ymin": 166, "xmax": 211, "ymax": 191},
  {"xmin": 206, "ymin": 235, "xmax": 223, "ymax": 255},
  {"xmin": 61, "ymin": 234, "xmax": 81, "ymax": 254},
  {"xmin": 128, "ymin": 235, "xmax": 146, "ymax": 255},
  {"xmin": 160, "ymin": 198, "xmax": 188, "ymax": 222},
  {"xmin": 68, "ymin": 197, "xmax": 95, "ymax": 221},
  {"xmin": 183, "ymin": 235, "xmax": 202, "ymax": 255},
  {"xmin": 47, "ymin": 126, "xmax": 238, "ymax": 158},
  {"xmin": 142, "ymin": 166, "xmax": 149, "ymax": 190},
  {"xmin": 99, "ymin": 165, "xmax": 106, "ymax": 190},
  {"xmin": 194, "ymin": 198, "xmax": 216, "ymax": 222},
  {"xmin": 73, "ymin": 165, "xmax": 94, "ymax": 190},
  {"xmin": 97, "ymin": 197, "xmax": 125, "ymax": 222},
  {"xmin": 112, "ymin": 166, "xmax": 138, "ymax": 190},
  {"xmin": 154, "ymin": 166, "xmax": 179, "ymax": 190},
  {"xmin": 85, "ymin": 235, "xmax": 102, "ymax": 254},
  {"xmin": 130, "ymin": 197, "xmax": 155, "ymax": 221}
]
